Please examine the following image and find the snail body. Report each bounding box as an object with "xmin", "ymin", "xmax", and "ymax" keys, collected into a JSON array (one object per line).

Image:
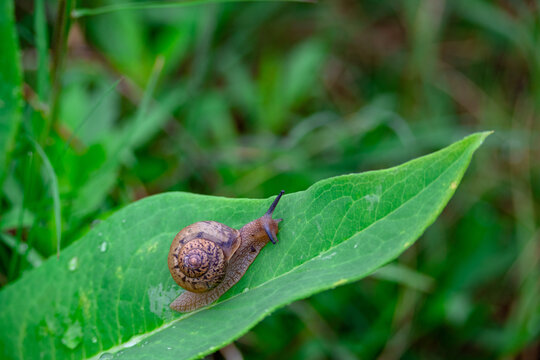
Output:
[{"xmin": 168, "ymin": 191, "xmax": 284, "ymax": 312}]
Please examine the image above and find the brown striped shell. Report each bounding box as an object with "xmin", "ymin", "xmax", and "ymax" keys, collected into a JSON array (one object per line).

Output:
[{"xmin": 168, "ymin": 221, "xmax": 240, "ymax": 293}]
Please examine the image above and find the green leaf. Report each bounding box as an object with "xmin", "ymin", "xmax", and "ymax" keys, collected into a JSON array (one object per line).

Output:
[
  {"xmin": 0, "ymin": 0, "xmax": 23, "ymax": 187},
  {"xmin": 0, "ymin": 132, "xmax": 490, "ymax": 360}
]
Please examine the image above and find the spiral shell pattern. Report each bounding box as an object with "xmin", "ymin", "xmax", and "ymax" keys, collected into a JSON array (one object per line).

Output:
[
  {"xmin": 176, "ymin": 238, "xmax": 226, "ymax": 291},
  {"xmin": 168, "ymin": 221, "xmax": 241, "ymax": 293}
]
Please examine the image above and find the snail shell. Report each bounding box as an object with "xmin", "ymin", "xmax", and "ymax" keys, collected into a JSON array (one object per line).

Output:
[
  {"xmin": 168, "ymin": 191, "xmax": 284, "ymax": 312},
  {"xmin": 168, "ymin": 221, "xmax": 240, "ymax": 293}
]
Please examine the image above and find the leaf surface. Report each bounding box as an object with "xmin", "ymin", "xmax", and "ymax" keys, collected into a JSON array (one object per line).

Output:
[{"xmin": 0, "ymin": 132, "xmax": 490, "ymax": 360}]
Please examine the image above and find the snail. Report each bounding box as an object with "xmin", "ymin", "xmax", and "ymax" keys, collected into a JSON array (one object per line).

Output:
[{"xmin": 168, "ymin": 190, "xmax": 285, "ymax": 312}]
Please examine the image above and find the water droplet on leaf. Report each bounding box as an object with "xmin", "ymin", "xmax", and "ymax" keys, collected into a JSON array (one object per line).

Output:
[
  {"xmin": 68, "ymin": 257, "xmax": 78, "ymax": 271},
  {"xmin": 100, "ymin": 242, "xmax": 108, "ymax": 253},
  {"xmin": 61, "ymin": 321, "xmax": 82, "ymax": 350}
]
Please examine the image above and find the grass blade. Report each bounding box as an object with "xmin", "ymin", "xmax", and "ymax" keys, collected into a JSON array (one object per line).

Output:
[
  {"xmin": 1, "ymin": 234, "xmax": 44, "ymax": 268},
  {"xmin": 110, "ymin": 57, "xmax": 164, "ymax": 164},
  {"xmin": 73, "ymin": 0, "xmax": 315, "ymax": 18},
  {"xmin": 49, "ymin": 0, "xmax": 75, "ymax": 141},
  {"xmin": 27, "ymin": 136, "xmax": 62, "ymax": 259},
  {"xmin": 35, "ymin": 0, "xmax": 50, "ymax": 101},
  {"xmin": 61, "ymin": 78, "xmax": 123, "ymax": 157}
]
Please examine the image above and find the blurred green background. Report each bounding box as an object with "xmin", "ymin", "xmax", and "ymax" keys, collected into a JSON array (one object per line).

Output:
[{"xmin": 2, "ymin": 0, "xmax": 539, "ymax": 358}]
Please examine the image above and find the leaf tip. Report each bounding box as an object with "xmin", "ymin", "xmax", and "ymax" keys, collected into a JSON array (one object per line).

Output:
[
  {"xmin": 459, "ymin": 130, "xmax": 493, "ymax": 154},
  {"xmin": 473, "ymin": 130, "xmax": 493, "ymax": 143}
]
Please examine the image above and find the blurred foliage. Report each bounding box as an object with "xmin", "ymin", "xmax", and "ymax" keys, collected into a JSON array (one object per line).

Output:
[{"xmin": 1, "ymin": 0, "xmax": 539, "ymax": 358}]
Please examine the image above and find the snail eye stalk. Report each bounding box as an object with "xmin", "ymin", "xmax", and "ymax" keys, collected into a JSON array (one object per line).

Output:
[{"xmin": 265, "ymin": 190, "xmax": 285, "ymax": 216}]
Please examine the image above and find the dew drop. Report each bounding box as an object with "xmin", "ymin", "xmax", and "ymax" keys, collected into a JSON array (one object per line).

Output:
[
  {"xmin": 99, "ymin": 354, "xmax": 114, "ymax": 360},
  {"xmin": 167, "ymin": 347, "xmax": 172, "ymax": 350},
  {"xmin": 354, "ymin": 244, "xmax": 358, "ymax": 249},
  {"xmin": 122, "ymin": 219, "xmax": 126, "ymax": 223},
  {"xmin": 61, "ymin": 321, "xmax": 82, "ymax": 350},
  {"xmin": 98, "ymin": 232, "xmax": 103, "ymax": 237},
  {"xmin": 92, "ymin": 337, "xmax": 97, "ymax": 343},
  {"xmin": 100, "ymin": 242, "xmax": 108, "ymax": 253},
  {"xmin": 68, "ymin": 257, "xmax": 78, "ymax": 271},
  {"xmin": 321, "ymin": 252, "xmax": 337, "ymax": 260},
  {"xmin": 242, "ymin": 287, "xmax": 249, "ymax": 293}
]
